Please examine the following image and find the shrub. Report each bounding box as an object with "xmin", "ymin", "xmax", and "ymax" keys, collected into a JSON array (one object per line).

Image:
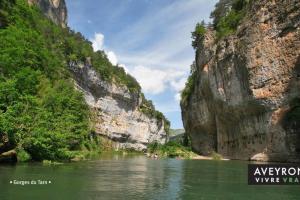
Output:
[
  {"xmin": 147, "ymin": 141, "xmax": 195, "ymax": 158},
  {"xmin": 211, "ymin": 0, "xmax": 250, "ymax": 39},
  {"xmin": 139, "ymin": 95, "xmax": 170, "ymax": 134},
  {"xmin": 211, "ymin": 151, "xmax": 223, "ymax": 160},
  {"xmin": 181, "ymin": 63, "xmax": 197, "ymax": 104},
  {"xmin": 16, "ymin": 148, "xmax": 31, "ymax": 162},
  {"xmin": 191, "ymin": 21, "xmax": 206, "ymax": 49}
]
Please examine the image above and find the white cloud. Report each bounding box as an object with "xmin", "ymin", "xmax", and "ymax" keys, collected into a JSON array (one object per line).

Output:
[
  {"xmin": 130, "ymin": 65, "xmax": 185, "ymax": 95},
  {"xmin": 91, "ymin": 33, "xmax": 121, "ymax": 66},
  {"xmin": 91, "ymin": 33, "xmax": 104, "ymax": 51},
  {"xmin": 130, "ymin": 66, "xmax": 166, "ymax": 94},
  {"xmin": 174, "ymin": 93, "xmax": 181, "ymax": 102},
  {"xmin": 171, "ymin": 77, "xmax": 187, "ymax": 102},
  {"xmin": 90, "ymin": 32, "xmax": 188, "ymax": 95},
  {"xmin": 170, "ymin": 77, "xmax": 187, "ymax": 92},
  {"xmin": 107, "ymin": 51, "xmax": 118, "ymax": 66},
  {"xmin": 111, "ymin": 0, "xmax": 217, "ymax": 73}
]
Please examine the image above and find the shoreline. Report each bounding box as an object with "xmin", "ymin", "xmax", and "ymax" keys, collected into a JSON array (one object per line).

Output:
[{"xmin": 191, "ymin": 155, "xmax": 230, "ymax": 161}]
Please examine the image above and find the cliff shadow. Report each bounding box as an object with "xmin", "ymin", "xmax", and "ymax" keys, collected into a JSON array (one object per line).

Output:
[{"xmin": 282, "ymin": 56, "xmax": 300, "ymax": 153}]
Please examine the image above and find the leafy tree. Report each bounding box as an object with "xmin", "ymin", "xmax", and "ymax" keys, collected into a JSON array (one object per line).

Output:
[
  {"xmin": 210, "ymin": 0, "xmax": 232, "ymax": 29},
  {"xmin": 191, "ymin": 21, "xmax": 206, "ymax": 49}
]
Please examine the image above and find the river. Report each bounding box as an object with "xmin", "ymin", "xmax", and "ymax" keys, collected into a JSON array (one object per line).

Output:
[{"xmin": 0, "ymin": 154, "xmax": 299, "ymax": 200}]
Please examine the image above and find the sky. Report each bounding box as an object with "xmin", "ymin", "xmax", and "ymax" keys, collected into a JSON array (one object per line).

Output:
[{"xmin": 65, "ymin": 0, "xmax": 218, "ymax": 129}]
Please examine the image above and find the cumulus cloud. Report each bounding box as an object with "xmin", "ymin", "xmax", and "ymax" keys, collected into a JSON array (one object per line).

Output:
[
  {"xmin": 107, "ymin": 51, "xmax": 118, "ymax": 66},
  {"xmin": 91, "ymin": 33, "xmax": 123, "ymax": 67},
  {"xmin": 171, "ymin": 77, "xmax": 187, "ymax": 102},
  {"xmin": 91, "ymin": 33, "xmax": 104, "ymax": 51},
  {"xmin": 170, "ymin": 77, "xmax": 186, "ymax": 92},
  {"xmin": 130, "ymin": 65, "xmax": 185, "ymax": 95},
  {"xmin": 174, "ymin": 93, "xmax": 181, "ymax": 102}
]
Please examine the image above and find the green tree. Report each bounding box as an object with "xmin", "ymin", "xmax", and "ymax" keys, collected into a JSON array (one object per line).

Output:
[{"xmin": 191, "ymin": 21, "xmax": 206, "ymax": 49}]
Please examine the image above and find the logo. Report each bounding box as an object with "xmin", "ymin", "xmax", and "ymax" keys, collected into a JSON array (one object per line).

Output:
[{"xmin": 248, "ymin": 164, "xmax": 300, "ymax": 185}]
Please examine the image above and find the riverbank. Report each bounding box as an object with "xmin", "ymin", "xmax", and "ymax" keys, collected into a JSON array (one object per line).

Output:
[{"xmin": 192, "ymin": 155, "xmax": 229, "ymax": 161}]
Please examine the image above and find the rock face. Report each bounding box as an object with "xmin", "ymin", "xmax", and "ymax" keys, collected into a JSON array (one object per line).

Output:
[
  {"xmin": 181, "ymin": 0, "xmax": 300, "ymax": 162},
  {"xmin": 70, "ymin": 61, "xmax": 168, "ymax": 151},
  {"xmin": 28, "ymin": 0, "xmax": 168, "ymax": 151},
  {"xmin": 28, "ymin": 0, "xmax": 67, "ymax": 27}
]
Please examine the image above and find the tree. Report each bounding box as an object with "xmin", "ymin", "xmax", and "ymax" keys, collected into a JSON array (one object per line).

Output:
[
  {"xmin": 191, "ymin": 21, "xmax": 206, "ymax": 49},
  {"xmin": 210, "ymin": 0, "xmax": 232, "ymax": 29}
]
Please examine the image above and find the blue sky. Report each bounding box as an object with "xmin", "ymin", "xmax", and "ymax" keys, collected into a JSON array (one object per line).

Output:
[{"xmin": 65, "ymin": 0, "xmax": 218, "ymax": 129}]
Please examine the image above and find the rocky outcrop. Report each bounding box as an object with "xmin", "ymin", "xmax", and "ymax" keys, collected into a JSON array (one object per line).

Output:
[
  {"xmin": 28, "ymin": 0, "xmax": 67, "ymax": 27},
  {"xmin": 0, "ymin": 150, "xmax": 17, "ymax": 163},
  {"xmin": 28, "ymin": 0, "xmax": 167, "ymax": 151},
  {"xmin": 69, "ymin": 61, "xmax": 168, "ymax": 151},
  {"xmin": 181, "ymin": 0, "xmax": 300, "ymax": 162}
]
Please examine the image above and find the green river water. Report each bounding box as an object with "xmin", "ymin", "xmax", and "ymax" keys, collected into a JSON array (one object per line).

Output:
[{"xmin": 0, "ymin": 154, "xmax": 299, "ymax": 200}]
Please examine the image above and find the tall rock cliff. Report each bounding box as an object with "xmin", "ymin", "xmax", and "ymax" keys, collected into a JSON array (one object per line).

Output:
[
  {"xmin": 70, "ymin": 60, "xmax": 168, "ymax": 151},
  {"xmin": 181, "ymin": 0, "xmax": 300, "ymax": 162},
  {"xmin": 28, "ymin": 0, "xmax": 67, "ymax": 27},
  {"xmin": 30, "ymin": 0, "xmax": 168, "ymax": 151}
]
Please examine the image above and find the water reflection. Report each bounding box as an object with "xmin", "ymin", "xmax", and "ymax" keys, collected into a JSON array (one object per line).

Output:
[{"xmin": 84, "ymin": 156, "xmax": 184, "ymax": 200}]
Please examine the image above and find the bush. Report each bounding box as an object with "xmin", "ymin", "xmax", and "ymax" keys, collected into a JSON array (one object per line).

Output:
[
  {"xmin": 148, "ymin": 141, "xmax": 195, "ymax": 158},
  {"xmin": 16, "ymin": 148, "xmax": 31, "ymax": 162},
  {"xmin": 139, "ymin": 95, "xmax": 170, "ymax": 134},
  {"xmin": 181, "ymin": 63, "xmax": 197, "ymax": 104},
  {"xmin": 191, "ymin": 21, "xmax": 206, "ymax": 49},
  {"xmin": 211, "ymin": 0, "xmax": 250, "ymax": 39},
  {"xmin": 211, "ymin": 151, "xmax": 223, "ymax": 160},
  {"xmin": 215, "ymin": 8, "xmax": 246, "ymax": 38}
]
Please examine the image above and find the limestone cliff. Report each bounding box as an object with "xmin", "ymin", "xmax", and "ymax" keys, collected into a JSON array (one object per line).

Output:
[
  {"xmin": 70, "ymin": 61, "xmax": 168, "ymax": 151},
  {"xmin": 28, "ymin": 0, "xmax": 67, "ymax": 27},
  {"xmin": 181, "ymin": 0, "xmax": 300, "ymax": 162},
  {"xmin": 28, "ymin": 0, "xmax": 168, "ymax": 151}
]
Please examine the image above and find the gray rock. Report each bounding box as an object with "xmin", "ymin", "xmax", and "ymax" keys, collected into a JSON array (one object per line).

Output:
[
  {"xmin": 70, "ymin": 61, "xmax": 168, "ymax": 151},
  {"xmin": 181, "ymin": 0, "xmax": 300, "ymax": 162}
]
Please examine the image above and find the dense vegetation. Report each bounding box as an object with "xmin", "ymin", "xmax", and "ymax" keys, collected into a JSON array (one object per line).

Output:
[
  {"xmin": 191, "ymin": 21, "xmax": 206, "ymax": 49},
  {"xmin": 0, "ymin": 0, "xmax": 93, "ymax": 161},
  {"xmin": 212, "ymin": 0, "xmax": 250, "ymax": 39},
  {"xmin": 139, "ymin": 94, "xmax": 170, "ymax": 134},
  {"xmin": 0, "ymin": 0, "xmax": 168, "ymax": 162},
  {"xmin": 147, "ymin": 141, "xmax": 196, "ymax": 159},
  {"xmin": 190, "ymin": 0, "xmax": 250, "ymax": 50}
]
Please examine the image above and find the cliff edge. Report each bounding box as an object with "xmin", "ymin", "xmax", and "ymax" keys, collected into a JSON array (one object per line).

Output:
[{"xmin": 181, "ymin": 0, "xmax": 300, "ymax": 162}]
